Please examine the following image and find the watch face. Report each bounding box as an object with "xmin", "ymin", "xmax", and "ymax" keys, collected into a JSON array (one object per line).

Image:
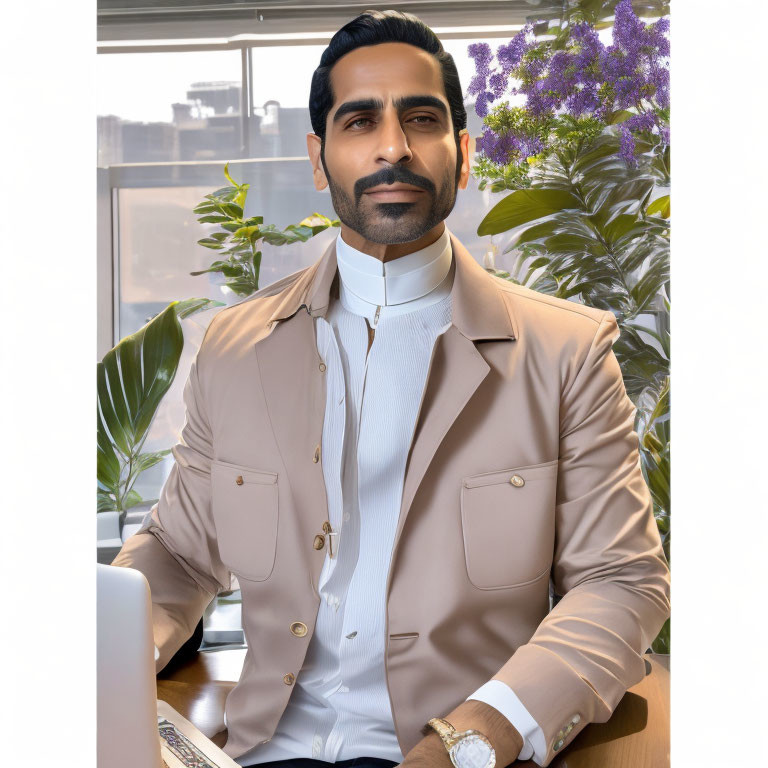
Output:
[{"xmin": 450, "ymin": 735, "xmax": 495, "ymax": 768}]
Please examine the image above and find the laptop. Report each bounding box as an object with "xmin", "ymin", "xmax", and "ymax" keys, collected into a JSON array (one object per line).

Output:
[{"xmin": 97, "ymin": 563, "xmax": 240, "ymax": 768}]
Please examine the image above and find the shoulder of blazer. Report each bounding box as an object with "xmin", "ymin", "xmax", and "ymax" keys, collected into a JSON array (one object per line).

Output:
[
  {"xmin": 487, "ymin": 273, "xmax": 615, "ymax": 365},
  {"xmin": 489, "ymin": 274, "xmax": 607, "ymax": 328},
  {"xmin": 489, "ymin": 273, "xmax": 605, "ymax": 325},
  {"xmin": 204, "ymin": 265, "xmax": 311, "ymax": 336}
]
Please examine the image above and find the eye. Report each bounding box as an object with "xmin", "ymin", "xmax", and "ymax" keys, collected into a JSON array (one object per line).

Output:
[
  {"xmin": 347, "ymin": 117, "xmax": 374, "ymax": 129},
  {"xmin": 410, "ymin": 115, "xmax": 437, "ymax": 124}
]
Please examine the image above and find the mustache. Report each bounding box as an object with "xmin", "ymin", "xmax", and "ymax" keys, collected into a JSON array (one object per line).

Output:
[{"xmin": 354, "ymin": 166, "xmax": 435, "ymax": 204}]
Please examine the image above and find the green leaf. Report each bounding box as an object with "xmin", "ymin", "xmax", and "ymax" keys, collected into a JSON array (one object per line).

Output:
[
  {"xmin": 97, "ymin": 407, "xmax": 122, "ymax": 489},
  {"xmin": 209, "ymin": 185, "xmax": 239, "ymax": 200},
  {"xmin": 607, "ymin": 109, "xmax": 634, "ymax": 125},
  {"xmin": 223, "ymin": 162, "xmax": 237, "ymax": 188},
  {"xmin": 232, "ymin": 225, "xmax": 261, "ymax": 240},
  {"xmin": 197, "ymin": 215, "xmax": 231, "ymax": 224},
  {"xmin": 193, "ymin": 203, "xmax": 220, "ymax": 214},
  {"xmin": 220, "ymin": 202, "xmax": 243, "ymax": 219},
  {"xmin": 646, "ymin": 194, "xmax": 670, "ymax": 218},
  {"xmin": 132, "ymin": 450, "xmax": 171, "ymax": 476},
  {"xmin": 97, "ymin": 298, "xmax": 218, "ymax": 511},
  {"xmin": 97, "ymin": 491, "xmax": 118, "ymax": 513},
  {"xmin": 173, "ymin": 297, "xmax": 224, "ymax": 320},
  {"xmin": 122, "ymin": 489, "xmax": 144, "ymax": 510},
  {"xmin": 197, "ymin": 238, "xmax": 225, "ymax": 250},
  {"xmin": 478, "ymin": 189, "xmax": 582, "ymax": 236},
  {"xmin": 507, "ymin": 220, "xmax": 560, "ymax": 248}
]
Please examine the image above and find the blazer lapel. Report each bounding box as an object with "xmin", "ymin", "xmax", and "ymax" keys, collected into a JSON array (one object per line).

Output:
[
  {"xmin": 256, "ymin": 230, "xmax": 518, "ymax": 570},
  {"xmin": 392, "ymin": 233, "xmax": 517, "ymax": 553},
  {"xmin": 393, "ymin": 324, "xmax": 491, "ymax": 555}
]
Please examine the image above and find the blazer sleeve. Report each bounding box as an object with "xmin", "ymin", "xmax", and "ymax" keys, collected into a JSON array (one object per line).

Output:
[
  {"xmin": 488, "ymin": 309, "xmax": 671, "ymax": 765},
  {"xmin": 111, "ymin": 329, "xmax": 231, "ymax": 673}
]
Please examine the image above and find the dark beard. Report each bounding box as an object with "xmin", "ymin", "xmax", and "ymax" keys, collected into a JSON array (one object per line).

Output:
[{"xmin": 320, "ymin": 152, "xmax": 461, "ymax": 245}]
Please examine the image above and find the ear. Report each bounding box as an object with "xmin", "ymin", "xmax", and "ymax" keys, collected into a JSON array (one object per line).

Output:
[
  {"xmin": 306, "ymin": 133, "xmax": 329, "ymax": 192},
  {"xmin": 457, "ymin": 130, "xmax": 471, "ymax": 191}
]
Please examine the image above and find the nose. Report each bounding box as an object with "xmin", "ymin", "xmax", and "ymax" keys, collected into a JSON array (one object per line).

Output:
[{"xmin": 375, "ymin": 109, "xmax": 413, "ymax": 166}]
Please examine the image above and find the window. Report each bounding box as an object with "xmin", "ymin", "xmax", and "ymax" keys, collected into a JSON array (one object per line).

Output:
[{"xmin": 99, "ymin": 35, "xmax": 518, "ymax": 649}]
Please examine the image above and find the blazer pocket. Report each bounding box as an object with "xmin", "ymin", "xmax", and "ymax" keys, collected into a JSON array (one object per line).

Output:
[
  {"xmin": 211, "ymin": 459, "xmax": 279, "ymax": 582},
  {"xmin": 461, "ymin": 459, "xmax": 558, "ymax": 590}
]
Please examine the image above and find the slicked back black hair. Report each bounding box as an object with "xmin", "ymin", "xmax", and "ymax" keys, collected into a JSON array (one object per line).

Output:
[{"xmin": 309, "ymin": 8, "xmax": 467, "ymax": 148}]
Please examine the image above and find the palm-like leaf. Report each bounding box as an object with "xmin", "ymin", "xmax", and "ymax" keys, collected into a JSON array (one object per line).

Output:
[{"xmin": 97, "ymin": 297, "xmax": 223, "ymax": 514}]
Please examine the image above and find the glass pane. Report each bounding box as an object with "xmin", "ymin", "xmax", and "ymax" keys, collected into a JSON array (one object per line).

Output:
[
  {"xmin": 97, "ymin": 50, "xmax": 243, "ymax": 165},
  {"xmin": 109, "ymin": 35, "xmax": 522, "ymax": 513}
]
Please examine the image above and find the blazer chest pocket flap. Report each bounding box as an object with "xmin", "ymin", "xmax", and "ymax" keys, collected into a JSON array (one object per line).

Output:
[
  {"xmin": 461, "ymin": 459, "xmax": 558, "ymax": 589},
  {"xmin": 211, "ymin": 459, "xmax": 278, "ymax": 582}
]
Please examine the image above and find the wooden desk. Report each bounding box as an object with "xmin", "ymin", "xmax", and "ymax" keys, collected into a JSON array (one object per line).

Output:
[{"xmin": 157, "ymin": 651, "xmax": 669, "ymax": 766}]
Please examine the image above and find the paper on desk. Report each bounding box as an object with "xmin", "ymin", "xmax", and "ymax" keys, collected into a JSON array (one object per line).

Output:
[{"xmin": 157, "ymin": 699, "xmax": 240, "ymax": 768}]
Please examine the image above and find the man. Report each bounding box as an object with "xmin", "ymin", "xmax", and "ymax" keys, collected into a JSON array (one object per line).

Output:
[{"xmin": 113, "ymin": 9, "xmax": 670, "ymax": 768}]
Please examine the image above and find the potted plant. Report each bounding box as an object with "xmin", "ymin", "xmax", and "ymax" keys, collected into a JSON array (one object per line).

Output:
[{"xmin": 467, "ymin": 0, "xmax": 670, "ymax": 650}]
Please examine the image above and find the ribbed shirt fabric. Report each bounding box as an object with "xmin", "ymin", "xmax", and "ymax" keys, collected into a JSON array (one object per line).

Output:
[{"xmin": 235, "ymin": 227, "xmax": 545, "ymax": 766}]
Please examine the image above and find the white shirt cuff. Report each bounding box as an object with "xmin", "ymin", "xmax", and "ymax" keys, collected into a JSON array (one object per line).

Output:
[{"xmin": 466, "ymin": 679, "xmax": 547, "ymax": 765}]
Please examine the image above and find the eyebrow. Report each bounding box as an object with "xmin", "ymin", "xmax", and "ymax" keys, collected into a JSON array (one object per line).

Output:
[{"xmin": 331, "ymin": 94, "xmax": 449, "ymax": 125}]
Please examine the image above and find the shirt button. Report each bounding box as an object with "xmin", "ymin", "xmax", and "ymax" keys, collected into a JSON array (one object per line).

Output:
[
  {"xmin": 509, "ymin": 474, "xmax": 525, "ymax": 487},
  {"xmin": 313, "ymin": 444, "xmax": 321, "ymax": 463},
  {"xmin": 319, "ymin": 362, "xmax": 326, "ymax": 372},
  {"xmin": 283, "ymin": 673, "xmax": 295, "ymax": 685},
  {"xmin": 345, "ymin": 631, "xmax": 357, "ymax": 639},
  {"xmin": 313, "ymin": 534, "xmax": 326, "ymax": 550},
  {"xmin": 235, "ymin": 475, "xmax": 244, "ymax": 485}
]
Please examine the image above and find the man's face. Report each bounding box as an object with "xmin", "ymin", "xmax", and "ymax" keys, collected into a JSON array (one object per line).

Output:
[{"xmin": 307, "ymin": 42, "xmax": 470, "ymax": 248}]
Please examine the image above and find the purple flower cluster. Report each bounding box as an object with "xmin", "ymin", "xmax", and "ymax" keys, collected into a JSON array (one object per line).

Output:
[
  {"xmin": 476, "ymin": 127, "xmax": 544, "ymax": 166},
  {"xmin": 468, "ymin": 27, "xmax": 536, "ymax": 117},
  {"xmin": 469, "ymin": 0, "xmax": 669, "ymax": 169}
]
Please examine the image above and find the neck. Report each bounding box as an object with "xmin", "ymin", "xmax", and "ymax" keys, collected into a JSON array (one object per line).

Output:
[{"xmin": 337, "ymin": 222, "xmax": 447, "ymax": 263}]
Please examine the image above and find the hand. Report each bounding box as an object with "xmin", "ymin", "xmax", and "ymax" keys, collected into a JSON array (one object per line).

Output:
[
  {"xmin": 399, "ymin": 700, "xmax": 524, "ymax": 768},
  {"xmin": 398, "ymin": 728, "xmax": 452, "ymax": 768}
]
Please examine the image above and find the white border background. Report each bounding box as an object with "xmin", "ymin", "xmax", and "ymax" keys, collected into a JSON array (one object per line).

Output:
[{"xmin": 1, "ymin": 1, "xmax": 766, "ymax": 765}]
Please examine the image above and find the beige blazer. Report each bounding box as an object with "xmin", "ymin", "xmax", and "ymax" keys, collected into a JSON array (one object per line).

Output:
[{"xmin": 113, "ymin": 231, "xmax": 671, "ymax": 766}]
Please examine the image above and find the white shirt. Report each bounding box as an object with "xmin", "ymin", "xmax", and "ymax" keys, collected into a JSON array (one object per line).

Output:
[{"xmin": 236, "ymin": 226, "xmax": 546, "ymax": 766}]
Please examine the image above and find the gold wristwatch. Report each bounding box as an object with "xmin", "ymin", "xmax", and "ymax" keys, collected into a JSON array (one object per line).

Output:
[{"xmin": 427, "ymin": 717, "xmax": 496, "ymax": 768}]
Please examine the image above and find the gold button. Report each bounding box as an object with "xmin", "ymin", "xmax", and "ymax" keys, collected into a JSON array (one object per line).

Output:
[
  {"xmin": 319, "ymin": 362, "xmax": 327, "ymax": 372},
  {"xmin": 290, "ymin": 621, "xmax": 308, "ymax": 637},
  {"xmin": 235, "ymin": 475, "xmax": 244, "ymax": 485},
  {"xmin": 509, "ymin": 474, "xmax": 525, "ymax": 487},
  {"xmin": 313, "ymin": 534, "xmax": 326, "ymax": 550},
  {"xmin": 313, "ymin": 444, "xmax": 321, "ymax": 463},
  {"xmin": 322, "ymin": 521, "xmax": 332, "ymax": 534},
  {"xmin": 283, "ymin": 673, "xmax": 295, "ymax": 685}
]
